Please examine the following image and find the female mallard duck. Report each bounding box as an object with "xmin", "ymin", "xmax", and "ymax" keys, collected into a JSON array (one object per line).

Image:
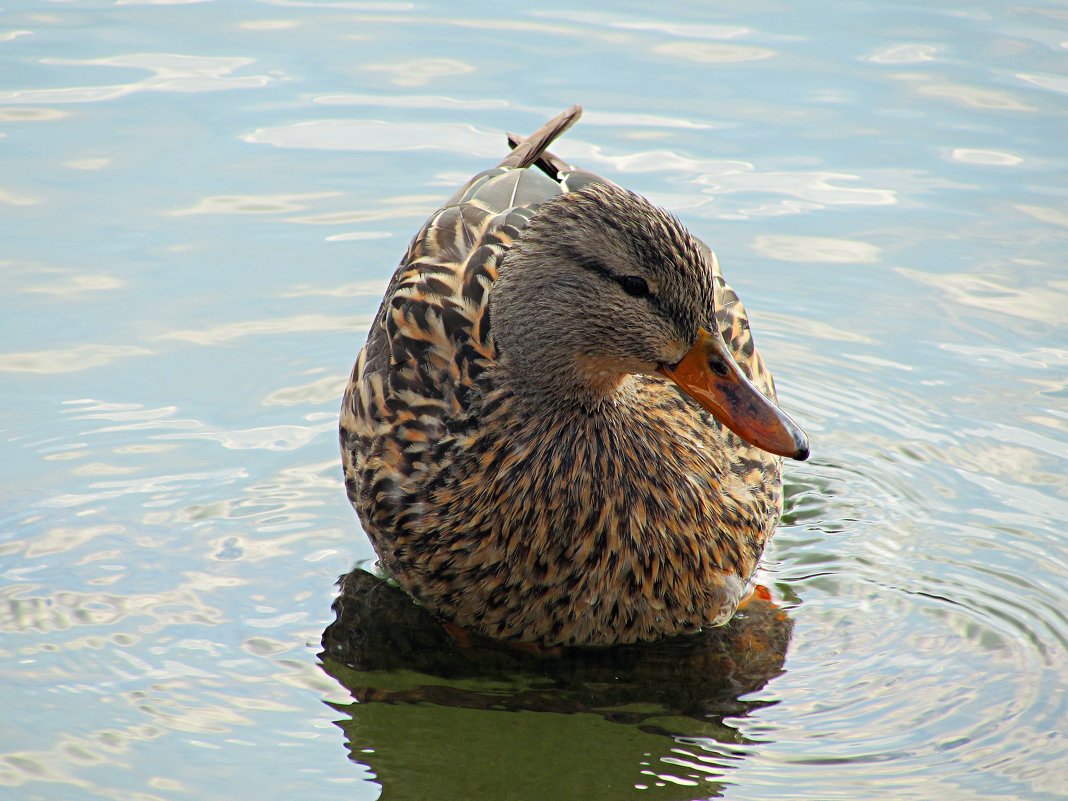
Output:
[{"xmin": 340, "ymin": 105, "xmax": 808, "ymax": 647}]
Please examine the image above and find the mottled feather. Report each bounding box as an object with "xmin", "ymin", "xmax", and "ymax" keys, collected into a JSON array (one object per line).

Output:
[{"xmin": 341, "ymin": 107, "xmax": 791, "ymax": 646}]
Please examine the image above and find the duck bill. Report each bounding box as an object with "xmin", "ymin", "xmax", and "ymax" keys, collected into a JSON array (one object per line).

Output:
[{"xmin": 658, "ymin": 328, "xmax": 810, "ymax": 461}]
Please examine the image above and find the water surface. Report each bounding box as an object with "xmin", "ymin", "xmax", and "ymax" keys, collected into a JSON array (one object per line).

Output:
[{"xmin": 2, "ymin": 2, "xmax": 1066, "ymax": 799}]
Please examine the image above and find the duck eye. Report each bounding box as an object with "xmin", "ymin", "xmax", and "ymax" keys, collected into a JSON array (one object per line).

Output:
[{"xmin": 618, "ymin": 275, "xmax": 651, "ymax": 298}]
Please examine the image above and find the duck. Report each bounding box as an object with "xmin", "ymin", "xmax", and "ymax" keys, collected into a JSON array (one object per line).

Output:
[{"xmin": 339, "ymin": 105, "xmax": 809, "ymax": 648}]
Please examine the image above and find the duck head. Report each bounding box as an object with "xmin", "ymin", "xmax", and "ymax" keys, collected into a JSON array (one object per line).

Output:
[{"xmin": 491, "ymin": 181, "xmax": 809, "ymax": 461}]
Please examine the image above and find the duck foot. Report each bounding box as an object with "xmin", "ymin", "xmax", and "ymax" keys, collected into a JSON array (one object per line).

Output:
[{"xmin": 736, "ymin": 583, "xmax": 774, "ymax": 611}]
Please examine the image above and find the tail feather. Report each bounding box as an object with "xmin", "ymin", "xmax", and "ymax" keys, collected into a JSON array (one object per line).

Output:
[
  {"xmin": 497, "ymin": 105, "xmax": 582, "ymax": 170},
  {"xmin": 506, "ymin": 130, "xmax": 574, "ymax": 179}
]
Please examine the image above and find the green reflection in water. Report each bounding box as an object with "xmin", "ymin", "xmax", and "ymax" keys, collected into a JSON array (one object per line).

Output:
[{"xmin": 320, "ymin": 570, "xmax": 792, "ymax": 800}]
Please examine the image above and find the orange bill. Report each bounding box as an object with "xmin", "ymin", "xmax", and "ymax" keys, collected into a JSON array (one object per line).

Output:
[{"xmin": 658, "ymin": 327, "xmax": 810, "ymax": 461}]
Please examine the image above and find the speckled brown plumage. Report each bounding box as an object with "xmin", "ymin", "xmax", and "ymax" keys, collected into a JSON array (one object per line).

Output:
[{"xmin": 340, "ymin": 106, "xmax": 807, "ymax": 647}]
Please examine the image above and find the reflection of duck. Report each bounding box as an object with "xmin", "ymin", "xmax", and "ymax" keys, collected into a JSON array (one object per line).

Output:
[
  {"xmin": 340, "ymin": 105, "xmax": 808, "ymax": 647},
  {"xmin": 321, "ymin": 568, "xmax": 793, "ymax": 801}
]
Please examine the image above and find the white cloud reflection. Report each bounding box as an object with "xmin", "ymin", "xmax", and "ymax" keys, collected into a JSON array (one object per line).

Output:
[
  {"xmin": 157, "ymin": 314, "xmax": 364, "ymax": 345},
  {"xmin": 864, "ymin": 43, "xmax": 939, "ymax": 64},
  {"xmin": 362, "ymin": 58, "xmax": 474, "ymax": 87},
  {"xmin": 0, "ymin": 344, "xmax": 151, "ymax": 374},
  {"xmin": 244, "ymin": 119, "xmax": 502, "ymax": 156},
  {"xmin": 169, "ymin": 192, "xmax": 343, "ymax": 216},
  {"xmin": 752, "ymin": 235, "xmax": 882, "ymax": 263},
  {"xmin": 0, "ymin": 54, "xmax": 274, "ymax": 105}
]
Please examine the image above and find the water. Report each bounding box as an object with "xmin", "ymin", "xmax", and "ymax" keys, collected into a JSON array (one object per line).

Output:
[{"xmin": 2, "ymin": 2, "xmax": 1066, "ymax": 799}]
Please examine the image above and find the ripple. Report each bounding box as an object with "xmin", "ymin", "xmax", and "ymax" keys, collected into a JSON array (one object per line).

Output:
[
  {"xmin": 313, "ymin": 92, "xmax": 508, "ymax": 110},
  {"xmin": 536, "ymin": 10, "xmax": 757, "ymax": 56},
  {"xmin": 64, "ymin": 157, "xmax": 111, "ymax": 170},
  {"xmin": 0, "ymin": 107, "xmax": 67, "ymax": 121},
  {"xmin": 0, "ymin": 583, "xmax": 224, "ymax": 634},
  {"xmin": 20, "ymin": 525, "xmax": 125, "ymax": 559},
  {"xmin": 362, "ymin": 57, "xmax": 474, "ymax": 87},
  {"xmin": 751, "ymin": 235, "xmax": 881, "ymax": 263},
  {"xmin": 117, "ymin": 0, "xmax": 213, "ymax": 5},
  {"xmin": 0, "ymin": 344, "xmax": 151, "ymax": 374},
  {"xmin": 739, "ymin": 564, "xmax": 1068, "ymax": 794},
  {"xmin": 239, "ymin": 19, "xmax": 302, "ymax": 31},
  {"xmin": 609, "ymin": 21, "xmax": 749, "ymax": 40},
  {"xmin": 0, "ymin": 187, "xmax": 40, "ymax": 206},
  {"xmin": 265, "ymin": 0, "xmax": 414, "ymax": 8},
  {"xmin": 692, "ymin": 169, "xmax": 898, "ymax": 210},
  {"xmin": 892, "ymin": 72, "xmax": 1036, "ymax": 112},
  {"xmin": 1016, "ymin": 72, "xmax": 1068, "ymax": 96},
  {"xmin": 580, "ymin": 110, "xmax": 716, "ymax": 130},
  {"xmin": 156, "ymin": 313, "xmax": 363, "ymax": 345},
  {"xmin": 168, "ymin": 191, "xmax": 342, "ymax": 216},
  {"xmin": 244, "ymin": 119, "xmax": 502, "ymax": 156},
  {"xmin": 0, "ymin": 54, "xmax": 274, "ymax": 104},
  {"xmin": 949, "ymin": 148, "xmax": 1023, "ymax": 167},
  {"xmin": 20, "ymin": 273, "xmax": 124, "ymax": 297},
  {"xmin": 281, "ymin": 195, "xmax": 436, "ymax": 225},
  {"xmin": 325, "ymin": 230, "xmax": 393, "ymax": 241},
  {"xmin": 654, "ymin": 41, "xmax": 776, "ymax": 63},
  {"xmin": 864, "ymin": 43, "xmax": 939, "ymax": 64},
  {"xmin": 897, "ymin": 267, "xmax": 1068, "ymax": 327},
  {"xmin": 157, "ymin": 421, "xmax": 334, "ymax": 452},
  {"xmin": 760, "ymin": 312, "xmax": 875, "ymax": 345},
  {"xmin": 46, "ymin": 468, "xmax": 248, "ymax": 508},
  {"xmin": 752, "ymin": 299, "xmax": 1068, "ymax": 799},
  {"xmin": 543, "ymin": 144, "xmax": 900, "ymax": 211},
  {"xmin": 1014, "ymin": 203, "xmax": 1068, "ymax": 229},
  {"xmin": 262, "ymin": 375, "xmax": 347, "ymax": 407},
  {"xmin": 280, "ymin": 278, "xmax": 388, "ymax": 298}
]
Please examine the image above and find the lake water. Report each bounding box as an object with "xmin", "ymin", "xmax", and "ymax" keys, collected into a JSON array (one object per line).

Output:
[{"xmin": 3, "ymin": 2, "xmax": 1067, "ymax": 799}]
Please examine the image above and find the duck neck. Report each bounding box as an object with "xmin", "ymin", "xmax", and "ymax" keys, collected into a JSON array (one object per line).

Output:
[
  {"xmin": 494, "ymin": 347, "xmax": 636, "ymax": 415},
  {"xmin": 489, "ymin": 251, "xmax": 638, "ymax": 414}
]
